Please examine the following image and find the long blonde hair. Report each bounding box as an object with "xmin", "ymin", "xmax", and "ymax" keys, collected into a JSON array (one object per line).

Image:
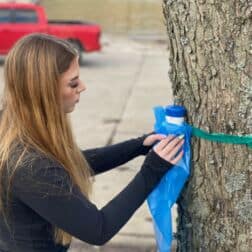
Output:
[{"xmin": 0, "ymin": 33, "xmax": 92, "ymax": 246}]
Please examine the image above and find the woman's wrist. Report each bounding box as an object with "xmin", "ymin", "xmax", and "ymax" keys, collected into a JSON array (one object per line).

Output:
[
  {"xmin": 137, "ymin": 132, "xmax": 155, "ymax": 155},
  {"xmin": 140, "ymin": 150, "xmax": 173, "ymax": 193}
]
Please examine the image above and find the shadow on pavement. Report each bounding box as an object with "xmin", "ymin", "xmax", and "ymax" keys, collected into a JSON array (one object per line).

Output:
[
  {"xmin": 0, "ymin": 58, "xmax": 4, "ymax": 66},
  {"xmin": 70, "ymin": 242, "xmax": 157, "ymax": 252},
  {"xmin": 70, "ymin": 239, "xmax": 177, "ymax": 252}
]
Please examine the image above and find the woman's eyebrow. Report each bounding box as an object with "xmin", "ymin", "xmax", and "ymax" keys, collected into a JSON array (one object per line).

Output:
[{"xmin": 70, "ymin": 76, "xmax": 79, "ymax": 81}]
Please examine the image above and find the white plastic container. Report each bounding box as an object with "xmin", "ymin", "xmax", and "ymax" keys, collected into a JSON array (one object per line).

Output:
[{"xmin": 165, "ymin": 105, "xmax": 186, "ymax": 125}]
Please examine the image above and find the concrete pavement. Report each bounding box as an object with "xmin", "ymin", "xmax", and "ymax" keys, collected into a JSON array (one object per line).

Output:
[{"xmin": 0, "ymin": 34, "xmax": 177, "ymax": 251}]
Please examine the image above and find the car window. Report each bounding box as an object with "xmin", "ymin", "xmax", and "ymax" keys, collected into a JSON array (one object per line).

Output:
[
  {"xmin": 13, "ymin": 9, "xmax": 38, "ymax": 23},
  {"xmin": 0, "ymin": 9, "xmax": 12, "ymax": 23}
]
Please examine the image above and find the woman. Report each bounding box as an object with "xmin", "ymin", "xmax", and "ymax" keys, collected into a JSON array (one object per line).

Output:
[{"xmin": 0, "ymin": 33, "xmax": 184, "ymax": 252}]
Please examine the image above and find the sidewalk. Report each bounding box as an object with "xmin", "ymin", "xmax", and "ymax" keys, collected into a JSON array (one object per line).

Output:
[{"xmin": 69, "ymin": 34, "xmax": 176, "ymax": 251}]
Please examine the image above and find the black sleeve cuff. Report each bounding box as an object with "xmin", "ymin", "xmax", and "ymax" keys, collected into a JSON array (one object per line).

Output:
[
  {"xmin": 140, "ymin": 150, "xmax": 173, "ymax": 194},
  {"xmin": 136, "ymin": 132, "xmax": 156, "ymax": 156}
]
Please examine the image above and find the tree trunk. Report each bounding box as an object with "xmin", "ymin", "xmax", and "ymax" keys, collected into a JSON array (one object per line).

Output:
[{"xmin": 163, "ymin": 0, "xmax": 252, "ymax": 251}]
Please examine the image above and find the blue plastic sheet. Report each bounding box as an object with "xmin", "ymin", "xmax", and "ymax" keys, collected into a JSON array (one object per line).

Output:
[{"xmin": 147, "ymin": 106, "xmax": 192, "ymax": 252}]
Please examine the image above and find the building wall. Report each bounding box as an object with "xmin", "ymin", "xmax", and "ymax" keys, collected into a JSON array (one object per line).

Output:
[{"xmin": 0, "ymin": 0, "xmax": 166, "ymax": 36}]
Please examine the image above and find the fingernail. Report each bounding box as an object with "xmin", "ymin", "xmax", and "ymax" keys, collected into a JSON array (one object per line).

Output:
[{"xmin": 178, "ymin": 134, "xmax": 185, "ymax": 140}]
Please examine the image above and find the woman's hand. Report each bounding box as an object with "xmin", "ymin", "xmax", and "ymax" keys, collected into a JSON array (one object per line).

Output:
[
  {"xmin": 142, "ymin": 133, "xmax": 166, "ymax": 147},
  {"xmin": 140, "ymin": 135, "xmax": 184, "ymax": 192},
  {"xmin": 153, "ymin": 135, "xmax": 184, "ymax": 165}
]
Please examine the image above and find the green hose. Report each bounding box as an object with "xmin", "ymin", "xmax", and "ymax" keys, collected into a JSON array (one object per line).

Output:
[{"xmin": 191, "ymin": 127, "xmax": 252, "ymax": 149}]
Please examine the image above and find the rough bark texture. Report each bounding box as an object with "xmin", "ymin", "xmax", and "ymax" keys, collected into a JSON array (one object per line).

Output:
[{"xmin": 163, "ymin": 0, "xmax": 252, "ymax": 251}]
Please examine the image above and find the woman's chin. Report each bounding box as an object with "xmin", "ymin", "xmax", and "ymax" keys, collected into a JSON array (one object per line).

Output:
[{"xmin": 65, "ymin": 105, "xmax": 76, "ymax": 113}]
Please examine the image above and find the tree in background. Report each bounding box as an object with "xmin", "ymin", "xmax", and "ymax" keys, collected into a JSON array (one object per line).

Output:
[{"xmin": 163, "ymin": 0, "xmax": 251, "ymax": 251}]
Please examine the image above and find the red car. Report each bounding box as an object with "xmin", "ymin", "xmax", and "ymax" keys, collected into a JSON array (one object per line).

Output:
[{"xmin": 0, "ymin": 2, "xmax": 101, "ymax": 63}]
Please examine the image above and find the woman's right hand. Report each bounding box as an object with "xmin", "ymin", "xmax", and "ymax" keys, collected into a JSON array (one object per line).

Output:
[{"xmin": 153, "ymin": 135, "xmax": 184, "ymax": 165}]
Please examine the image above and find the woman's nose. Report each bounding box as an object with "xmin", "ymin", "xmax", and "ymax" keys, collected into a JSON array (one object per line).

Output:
[{"xmin": 78, "ymin": 80, "xmax": 86, "ymax": 93}]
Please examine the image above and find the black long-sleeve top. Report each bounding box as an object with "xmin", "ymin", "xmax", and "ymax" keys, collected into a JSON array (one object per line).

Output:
[{"xmin": 0, "ymin": 136, "xmax": 171, "ymax": 252}]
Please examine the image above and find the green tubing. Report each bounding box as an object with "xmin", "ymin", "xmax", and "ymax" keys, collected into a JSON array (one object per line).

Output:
[{"xmin": 191, "ymin": 127, "xmax": 252, "ymax": 149}]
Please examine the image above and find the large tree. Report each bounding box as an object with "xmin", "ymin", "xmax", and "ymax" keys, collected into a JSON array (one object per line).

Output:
[{"xmin": 163, "ymin": 0, "xmax": 252, "ymax": 251}]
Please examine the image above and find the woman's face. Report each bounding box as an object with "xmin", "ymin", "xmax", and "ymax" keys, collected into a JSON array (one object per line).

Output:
[{"xmin": 60, "ymin": 57, "xmax": 86, "ymax": 113}]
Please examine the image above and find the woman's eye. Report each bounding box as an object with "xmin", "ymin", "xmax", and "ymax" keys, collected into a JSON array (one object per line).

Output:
[{"xmin": 70, "ymin": 82, "xmax": 78, "ymax": 88}]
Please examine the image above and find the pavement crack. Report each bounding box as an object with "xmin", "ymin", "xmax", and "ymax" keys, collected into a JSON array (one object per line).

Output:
[{"xmin": 105, "ymin": 53, "xmax": 147, "ymax": 146}]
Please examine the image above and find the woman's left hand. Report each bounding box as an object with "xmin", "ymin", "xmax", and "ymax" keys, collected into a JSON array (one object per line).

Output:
[{"xmin": 143, "ymin": 133, "xmax": 166, "ymax": 147}]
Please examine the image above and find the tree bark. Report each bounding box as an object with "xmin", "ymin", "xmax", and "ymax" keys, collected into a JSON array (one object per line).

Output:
[{"xmin": 163, "ymin": 0, "xmax": 252, "ymax": 251}]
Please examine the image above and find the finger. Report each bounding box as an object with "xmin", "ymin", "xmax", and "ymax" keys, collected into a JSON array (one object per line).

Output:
[
  {"xmin": 143, "ymin": 134, "xmax": 166, "ymax": 147},
  {"xmin": 155, "ymin": 134, "xmax": 167, "ymax": 140},
  {"xmin": 160, "ymin": 136, "xmax": 183, "ymax": 155},
  {"xmin": 170, "ymin": 149, "xmax": 184, "ymax": 165},
  {"xmin": 149, "ymin": 134, "xmax": 167, "ymax": 142},
  {"xmin": 148, "ymin": 134, "xmax": 166, "ymax": 146},
  {"xmin": 154, "ymin": 135, "xmax": 175, "ymax": 152},
  {"xmin": 166, "ymin": 139, "xmax": 184, "ymax": 160}
]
